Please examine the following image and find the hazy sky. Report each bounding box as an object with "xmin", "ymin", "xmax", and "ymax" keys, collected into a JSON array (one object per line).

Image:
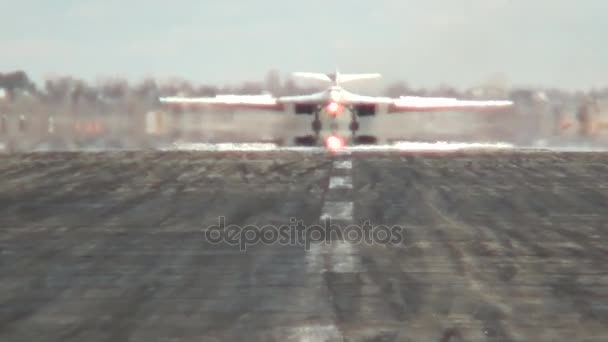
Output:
[{"xmin": 1, "ymin": 0, "xmax": 606, "ymax": 89}]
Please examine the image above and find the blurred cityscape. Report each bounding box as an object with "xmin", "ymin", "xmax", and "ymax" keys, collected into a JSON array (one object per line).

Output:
[{"xmin": 1, "ymin": 70, "xmax": 608, "ymax": 152}]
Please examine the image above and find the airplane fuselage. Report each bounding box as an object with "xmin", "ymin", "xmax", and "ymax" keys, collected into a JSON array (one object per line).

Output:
[
  {"xmin": 328, "ymin": 86, "xmax": 343, "ymax": 102},
  {"xmin": 159, "ymin": 69, "xmax": 513, "ymax": 149}
]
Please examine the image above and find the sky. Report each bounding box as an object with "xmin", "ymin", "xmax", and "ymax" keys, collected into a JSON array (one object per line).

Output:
[{"xmin": 1, "ymin": 0, "xmax": 607, "ymax": 90}]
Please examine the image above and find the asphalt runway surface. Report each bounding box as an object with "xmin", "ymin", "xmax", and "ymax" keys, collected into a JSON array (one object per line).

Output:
[{"xmin": 0, "ymin": 148, "xmax": 607, "ymax": 341}]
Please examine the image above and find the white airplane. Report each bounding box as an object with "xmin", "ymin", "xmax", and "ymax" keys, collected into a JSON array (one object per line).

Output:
[{"xmin": 159, "ymin": 69, "xmax": 514, "ymax": 149}]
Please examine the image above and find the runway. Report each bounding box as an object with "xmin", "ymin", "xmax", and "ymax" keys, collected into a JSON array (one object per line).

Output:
[{"xmin": 0, "ymin": 146, "xmax": 607, "ymax": 341}]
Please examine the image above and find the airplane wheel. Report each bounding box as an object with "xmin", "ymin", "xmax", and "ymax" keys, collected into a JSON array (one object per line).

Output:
[
  {"xmin": 354, "ymin": 135, "xmax": 377, "ymax": 145},
  {"xmin": 312, "ymin": 120, "xmax": 321, "ymax": 132},
  {"xmin": 349, "ymin": 121, "xmax": 359, "ymax": 132},
  {"xmin": 294, "ymin": 135, "xmax": 318, "ymax": 146}
]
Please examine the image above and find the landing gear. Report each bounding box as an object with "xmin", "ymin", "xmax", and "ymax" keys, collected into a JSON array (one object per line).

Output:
[
  {"xmin": 311, "ymin": 108, "xmax": 322, "ymax": 142},
  {"xmin": 349, "ymin": 109, "xmax": 360, "ymax": 139},
  {"xmin": 347, "ymin": 108, "xmax": 378, "ymax": 144},
  {"xmin": 291, "ymin": 109, "xmax": 323, "ymax": 146},
  {"xmin": 353, "ymin": 135, "xmax": 378, "ymax": 144},
  {"xmin": 312, "ymin": 118, "xmax": 322, "ymax": 135},
  {"xmin": 295, "ymin": 105, "xmax": 377, "ymax": 147},
  {"xmin": 349, "ymin": 120, "xmax": 359, "ymax": 134},
  {"xmin": 294, "ymin": 135, "xmax": 318, "ymax": 146}
]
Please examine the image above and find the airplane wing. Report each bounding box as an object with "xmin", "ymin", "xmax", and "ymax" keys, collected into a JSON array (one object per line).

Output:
[
  {"xmin": 342, "ymin": 92, "xmax": 513, "ymax": 112},
  {"xmin": 159, "ymin": 90, "xmax": 330, "ymax": 111},
  {"xmin": 341, "ymin": 92, "xmax": 393, "ymax": 105},
  {"xmin": 389, "ymin": 96, "xmax": 513, "ymax": 112},
  {"xmin": 159, "ymin": 94, "xmax": 284, "ymax": 111}
]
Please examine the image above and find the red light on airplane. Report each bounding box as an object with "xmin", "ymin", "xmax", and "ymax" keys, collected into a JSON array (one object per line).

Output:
[
  {"xmin": 327, "ymin": 102, "xmax": 341, "ymax": 115},
  {"xmin": 326, "ymin": 135, "xmax": 344, "ymax": 150}
]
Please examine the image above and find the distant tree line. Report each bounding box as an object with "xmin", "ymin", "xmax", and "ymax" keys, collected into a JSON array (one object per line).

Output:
[
  {"xmin": 1, "ymin": 69, "xmax": 606, "ymax": 110},
  {"xmin": 0, "ymin": 71, "xmax": 39, "ymax": 100},
  {"xmin": 0, "ymin": 70, "xmax": 325, "ymax": 105}
]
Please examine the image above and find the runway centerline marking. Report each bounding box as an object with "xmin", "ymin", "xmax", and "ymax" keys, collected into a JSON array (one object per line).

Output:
[
  {"xmin": 286, "ymin": 324, "xmax": 343, "ymax": 342},
  {"xmin": 320, "ymin": 157, "xmax": 354, "ymax": 221},
  {"xmin": 300, "ymin": 156, "xmax": 355, "ymax": 338},
  {"xmin": 328, "ymin": 176, "xmax": 352, "ymax": 189},
  {"xmin": 333, "ymin": 160, "xmax": 352, "ymax": 169},
  {"xmin": 320, "ymin": 201, "xmax": 353, "ymax": 221}
]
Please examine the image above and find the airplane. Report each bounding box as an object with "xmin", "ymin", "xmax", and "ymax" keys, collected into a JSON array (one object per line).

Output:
[{"xmin": 159, "ymin": 69, "xmax": 514, "ymax": 149}]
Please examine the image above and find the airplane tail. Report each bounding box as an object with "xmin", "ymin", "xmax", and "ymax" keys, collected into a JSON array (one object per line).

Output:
[{"xmin": 292, "ymin": 72, "xmax": 381, "ymax": 85}]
